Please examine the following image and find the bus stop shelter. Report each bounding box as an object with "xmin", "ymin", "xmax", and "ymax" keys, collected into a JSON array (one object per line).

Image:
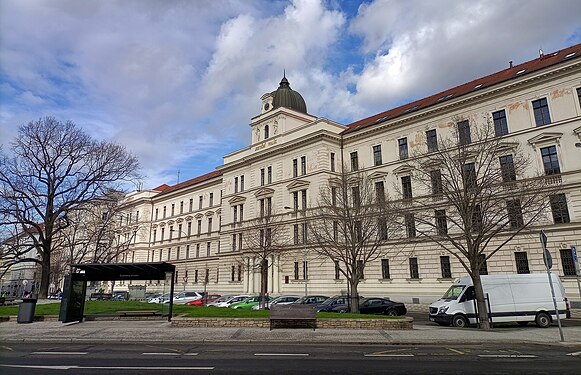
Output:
[{"xmin": 59, "ymin": 262, "xmax": 176, "ymax": 323}]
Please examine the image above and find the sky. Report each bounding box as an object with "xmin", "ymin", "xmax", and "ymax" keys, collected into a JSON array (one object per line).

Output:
[{"xmin": 1, "ymin": 0, "xmax": 580, "ymax": 190}]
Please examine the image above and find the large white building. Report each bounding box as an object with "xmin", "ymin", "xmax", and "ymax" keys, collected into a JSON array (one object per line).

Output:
[{"xmin": 116, "ymin": 44, "xmax": 581, "ymax": 303}]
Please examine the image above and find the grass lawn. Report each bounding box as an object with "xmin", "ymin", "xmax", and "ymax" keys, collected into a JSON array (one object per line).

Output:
[{"xmin": 0, "ymin": 301, "xmax": 402, "ymax": 319}]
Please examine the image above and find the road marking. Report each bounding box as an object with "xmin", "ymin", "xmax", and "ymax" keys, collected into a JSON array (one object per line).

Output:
[
  {"xmin": 0, "ymin": 364, "xmax": 214, "ymax": 370},
  {"xmin": 478, "ymin": 354, "xmax": 537, "ymax": 358},
  {"xmin": 142, "ymin": 352, "xmax": 198, "ymax": 356},
  {"xmin": 447, "ymin": 348, "xmax": 464, "ymax": 355},
  {"xmin": 364, "ymin": 354, "xmax": 415, "ymax": 357},
  {"xmin": 254, "ymin": 353, "xmax": 309, "ymax": 356},
  {"xmin": 566, "ymin": 351, "xmax": 581, "ymax": 356},
  {"xmin": 31, "ymin": 351, "xmax": 88, "ymax": 355},
  {"xmin": 0, "ymin": 345, "xmax": 14, "ymax": 352}
]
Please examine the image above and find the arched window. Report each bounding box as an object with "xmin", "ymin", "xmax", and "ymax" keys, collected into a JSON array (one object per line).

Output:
[{"xmin": 264, "ymin": 125, "xmax": 269, "ymax": 139}]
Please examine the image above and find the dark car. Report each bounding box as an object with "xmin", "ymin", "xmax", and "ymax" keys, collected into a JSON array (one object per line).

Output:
[
  {"xmin": 359, "ymin": 297, "xmax": 407, "ymax": 316},
  {"xmin": 316, "ymin": 295, "xmax": 350, "ymax": 312},
  {"xmin": 293, "ymin": 295, "xmax": 329, "ymax": 307}
]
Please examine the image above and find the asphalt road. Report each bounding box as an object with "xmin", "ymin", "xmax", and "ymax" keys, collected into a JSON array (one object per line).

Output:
[
  {"xmin": 407, "ymin": 311, "xmax": 581, "ymax": 327},
  {"xmin": 1, "ymin": 342, "xmax": 579, "ymax": 374}
]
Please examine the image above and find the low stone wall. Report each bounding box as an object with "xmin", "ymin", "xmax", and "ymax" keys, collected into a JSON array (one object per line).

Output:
[{"xmin": 171, "ymin": 317, "xmax": 413, "ymax": 330}]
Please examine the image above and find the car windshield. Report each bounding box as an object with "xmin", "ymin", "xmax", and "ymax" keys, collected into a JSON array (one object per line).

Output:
[{"xmin": 442, "ymin": 285, "xmax": 466, "ymax": 300}]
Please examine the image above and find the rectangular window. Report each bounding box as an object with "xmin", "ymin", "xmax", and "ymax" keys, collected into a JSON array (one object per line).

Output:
[
  {"xmin": 238, "ymin": 233, "xmax": 243, "ymax": 251},
  {"xmin": 259, "ymin": 199, "xmax": 265, "ymax": 218},
  {"xmin": 373, "ymin": 145, "xmax": 382, "ymax": 166},
  {"xmin": 293, "ymin": 159, "xmax": 298, "ymax": 177},
  {"xmin": 237, "ymin": 265, "xmax": 242, "ymax": 281},
  {"xmin": 560, "ymin": 249, "xmax": 576, "ymax": 276},
  {"xmin": 232, "ymin": 234, "xmax": 237, "ymax": 251},
  {"xmin": 499, "ymin": 154, "xmax": 516, "ymax": 182},
  {"xmin": 506, "ymin": 199, "xmax": 524, "ymax": 229},
  {"xmin": 197, "ymin": 220, "xmax": 202, "ymax": 234},
  {"xmin": 199, "ymin": 196, "xmax": 203, "ymax": 209},
  {"xmin": 577, "ymin": 87, "xmax": 581, "ymax": 108},
  {"xmin": 194, "ymin": 270, "xmax": 198, "ymax": 283},
  {"xmin": 330, "ymin": 152, "xmax": 335, "ymax": 172},
  {"xmin": 333, "ymin": 221, "xmax": 338, "ymax": 241},
  {"xmin": 352, "ymin": 186, "xmax": 360, "ymax": 209},
  {"xmin": 514, "ymin": 252, "xmax": 530, "ymax": 274},
  {"xmin": 267, "ymin": 166, "xmax": 272, "ymax": 184},
  {"xmin": 231, "ymin": 266, "xmax": 236, "ymax": 282},
  {"xmin": 171, "ymin": 204, "xmax": 175, "ymax": 216},
  {"xmin": 375, "ymin": 181, "xmax": 385, "ymax": 204},
  {"xmin": 301, "ymin": 156, "xmax": 306, "ymax": 175},
  {"xmin": 457, "ymin": 120, "xmax": 471, "ymax": 145},
  {"xmin": 431, "ymin": 169, "xmax": 443, "ymax": 196},
  {"xmin": 180, "ymin": 201, "xmax": 184, "ymax": 214},
  {"xmin": 381, "ymin": 259, "xmax": 390, "ymax": 279},
  {"xmin": 331, "ymin": 187, "xmax": 337, "ymax": 206},
  {"xmin": 493, "ymin": 109, "xmax": 509, "ymax": 136},
  {"xmin": 189, "ymin": 199, "xmax": 193, "ymax": 212},
  {"xmin": 240, "ymin": 175, "xmax": 244, "ymax": 191},
  {"xmin": 234, "ymin": 177, "xmax": 238, "ymax": 193},
  {"xmin": 334, "ymin": 261, "xmax": 341, "ymax": 280},
  {"xmin": 301, "ymin": 190, "xmax": 307, "ymax": 210},
  {"xmin": 206, "ymin": 242, "xmax": 211, "ymax": 257},
  {"xmin": 233, "ymin": 206, "xmax": 238, "ymax": 223},
  {"xmin": 463, "ymin": 163, "xmax": 477, "ymax": 189},
  {"xmin": 357, "ymin": 260, "xmax": 364, "ymax": 279},
  {"xmin": 478, "ymin": 253, "xmax": 488, "ymax": 275},
  {"xmin": 208, "ymin": 218, "xmax": 213, "ymax": 233},
  {"xmin": 163, "ymin": 206, "xmax": 167, "ymax": 218},
  {"xmin": 550, "ymin": 194, "xmax": 570, "ymax": 224},
  {"xmin": 472, "ymin": 205, "xmax": 483, "ymax": 232},
  {"xmin": 409, "ymin": 257, "xmax": 419, "ymax": 279},
  {"xmin": 302, "ymin": 222, "xmax": 308, "ymax": 244},
  {"xmin": 209, "ymin": 193, "xmax": 214, "ymax": 207},
  {"xmin": 155, "ymin": 208, "xmax": 159, "ymax": 220},
  {"xmin": 350, "ymin": 151, "xmax": 359, "ymax": 171},
  {"xmin": 401, "ymin": 176, "xmax": 413, "ymax": 200},
  {"xmin": 293, "ymin": 224, "xmax": 299, "ymax": 245},
  {"xmin": 152, "ymin": 229, "xmax": 157, "ymax": 243},
  {"xmin": 398, "ymin": 138, "xmax": 408, "ymax": 159},
  {"xmin": 532, "ymin": 98, "xmax": 551, "ymax": 126},
  {"xmin": 293, "ymin": 191, "xmax": 299, "ymax": 210},
  {"xmin": 426, "ymin": 129, "xmax": 438, "ymax": 152},
  {"xmin": 294, "ymin": 261, "xmax": 299, "ymax": 280},
  {"xmin": 187, "ymin": 222, "xmax": 192, "ymax": 236},
  {"xmin": 239, "ymin": 204, "xmax": 244, "ymax": 221},
  {"xmin": 178, "ymin": 224, "xmax": 182, "ymax": 239},
  {"xmin": 303, "ymin": 261, "xmax": 309, "ymax": 280},
  {"xmin": 161, "ymin": 228, "xmax": 165, "ymax": 242},
  {"xmin": 196, "ymin": 244, "xmax": 200, "ymax": 258},
  {"xmin": 435, "ymin": 209, "xmax": 447, "ymax": 235},
  {"xmin": 405, "ymin": 213, "xmax": 416, "ymax": 238},
  {"xmin": 440, "ymin": 256, "xmax": 452, "ymax": 278},
  {"xmin": 186, "ymin": 245, "xmax": 190, "ymax": 259},
  {"xmin": 260, "ymin": 168, "xmax": 265, "ymax": 186},
  {"xmin": 540, "ymin": 146, "xmax": 560, "ymax": 175},
  {"xmin": 378, "ymin": 218, "xmax": 388, "ymax": 240}
]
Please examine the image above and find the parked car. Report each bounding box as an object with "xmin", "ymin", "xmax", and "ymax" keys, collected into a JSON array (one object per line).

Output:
[
  {"xmin": 358, "ymin": 297, "xmax": 407, "ymax": 316},
  {"xmin": 186, "ymin": 294, "xmax": 221, "ymax": 306},
  {"xmin": 112, "ymin": 291, "xmax": 129, "ymax": 301},
  {"xmin": 172, "ymin": 291, "xmax": 204, "ymax": 304},
  {"xmin": 252, "ymin": 295, "xmax": 300, "ymax": 310},
  {"xmin": 292, "ymin": 295, "xmax": 329, "ymax": 307},
  {"xmin": 148, "ymin": 293, "xmax": 171, "ymax": 304},
  {"xmin": 230, "ymin": 295, "xmax": 271, "ymax": 309},
  {"xmin": 316, "ymin": 295, "xmax": 350, "ymax": 313},
  {"xmin": 206, "ymin": 295, "xmax": 234, "ymax": 307},
  {"xmin": 213, "ymin": 295, "xmax": 250, "ymax": 308}
]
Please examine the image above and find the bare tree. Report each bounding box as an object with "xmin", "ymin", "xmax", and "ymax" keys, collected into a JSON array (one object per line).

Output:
[
  {"xmin": 309, "ymin": 166, "xmax": 400, "ymax": 313},
  {"xmin": 240, "ymin": 205, "xmax": 290, "ymax": 308},
  {"xmin": 406, "ymin": 115, "xmax": 551, "ymax": 329},
  {"xmin": 0, "ymin": 117, "xmax": 140, "ymax": 297}
]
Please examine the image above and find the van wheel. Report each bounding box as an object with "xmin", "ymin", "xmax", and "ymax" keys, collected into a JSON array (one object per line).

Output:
[
  {"xmin": 452, "ymin": 315, "xmax": 469, "ymax": 328},
  {"xmin": 517, "ymin": 321, "xmax": 528, "ymax": 327},
  {"xmin": 535, "ymin": 312, "xmax": 551, "ymax": 328}
]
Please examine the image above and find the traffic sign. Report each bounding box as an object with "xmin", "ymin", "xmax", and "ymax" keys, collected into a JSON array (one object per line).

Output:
[
  {"xmin": 540, "ymin": 231, "xmax": 548, "ymax": 249},
  {"xmin": 543, "ymin": 249, "xmax": 553, "ymax": 270}
]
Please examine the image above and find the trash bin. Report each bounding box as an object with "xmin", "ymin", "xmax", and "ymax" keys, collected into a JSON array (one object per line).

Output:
[{"xmin": 17, "ymin": 298, "xmax": 37, "ymax": 324}]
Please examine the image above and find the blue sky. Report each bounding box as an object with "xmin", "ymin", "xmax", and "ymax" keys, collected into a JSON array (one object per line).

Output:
[{"xmin": 1, "ymin": 0, "xmax": 580, "ymax": 190}]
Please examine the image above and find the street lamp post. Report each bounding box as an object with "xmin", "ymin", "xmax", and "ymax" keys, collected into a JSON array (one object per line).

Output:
[{"xmin": 284, "ymin": 205, "xmax": 307, "ymax": 297}]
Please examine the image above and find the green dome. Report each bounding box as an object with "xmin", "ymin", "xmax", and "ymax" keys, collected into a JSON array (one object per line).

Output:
[{"xmin": 272, "ymin": 75, "xmax": 307, "ymax": 114}]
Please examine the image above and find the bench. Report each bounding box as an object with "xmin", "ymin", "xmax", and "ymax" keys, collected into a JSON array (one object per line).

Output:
[
  {"xmin": 0, "ymin": 297, "xmax": 18, "ymax": 306},
  {"xmin": 269, "ymin": 304, "xmax": 316, "ymax": 331},
  {"xmin": 116, "ymin": 310, "xmax": 161, "ymax": 317}
]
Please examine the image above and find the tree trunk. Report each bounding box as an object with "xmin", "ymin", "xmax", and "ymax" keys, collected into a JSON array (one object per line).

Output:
[
  {"xmin": 260, "ymin": 259, "xmax": 268, "ymax": 308},
  {"xmin": 349, "ymin": 279, "xmax": 360, "ymax": 314},
  {"xmin": 471, "ymin": 272, "xmax": 491, "ymax": 330},
  {"xmin": 39, "ymin": 249, "xmax": 50, "ymax": 298}
]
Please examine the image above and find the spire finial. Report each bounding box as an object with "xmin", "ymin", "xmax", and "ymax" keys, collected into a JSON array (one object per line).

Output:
[{"xmin": 283, "ymin": 69, "xmax": 286, "ymax": 78}]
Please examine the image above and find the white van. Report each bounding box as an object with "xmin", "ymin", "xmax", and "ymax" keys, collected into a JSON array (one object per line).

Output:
[{"xmin": 429, "ymin": 274, "xmax": 570, "ymax": 328}]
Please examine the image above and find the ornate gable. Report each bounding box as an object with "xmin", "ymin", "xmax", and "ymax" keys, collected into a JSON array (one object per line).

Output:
[
  {"xmin": 286, "ymin": 179, "xmax": 310, "ymax": 192},
  {"xmin": 254, "ymin": 187, "xmax": 275, "ymax": 198},
  {"xmin": 527, "ymin": 132, "xmax": 563, "ymax": 148},
  {"xmin": 228, "ymin": 195, "xmax": 247, "ymax": 205}
]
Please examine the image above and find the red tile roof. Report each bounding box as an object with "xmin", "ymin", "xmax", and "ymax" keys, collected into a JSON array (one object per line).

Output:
[
  {"xmin": 344, "ymin": 43, "xmax": 581, "ymax": 134},
  {"xmin": 157, "ymin": 170, "xmax": 223, "ymax": 196},
  {"xmin": 152, "ymin": 184, "xmax": 171, "ymax": 192}
]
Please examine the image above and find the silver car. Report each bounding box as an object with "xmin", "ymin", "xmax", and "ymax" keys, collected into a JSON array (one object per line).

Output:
[{"xmin": 252, "ymin": 295, "xmax": 301, "ymax": 310}]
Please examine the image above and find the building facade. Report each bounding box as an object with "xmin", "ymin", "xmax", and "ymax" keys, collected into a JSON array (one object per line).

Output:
[{"xmin": 116, "ymin": 44, "xmax": 581, "ymax": 303}]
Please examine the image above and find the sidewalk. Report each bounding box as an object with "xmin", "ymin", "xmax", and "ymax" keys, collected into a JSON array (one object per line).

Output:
[{"xmin": 1, "ymin": 319, "xmax": 580, "ymax": 346}]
